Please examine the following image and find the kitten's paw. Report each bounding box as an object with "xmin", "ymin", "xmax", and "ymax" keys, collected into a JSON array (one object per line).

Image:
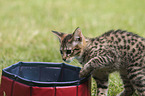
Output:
[
  {"xmin": 79, "ymin": 70, "xmax": 87, "ymax": 78},
  {"xmin": 79, "ymin": 73, "xmax": 85, "ymax": 78}
]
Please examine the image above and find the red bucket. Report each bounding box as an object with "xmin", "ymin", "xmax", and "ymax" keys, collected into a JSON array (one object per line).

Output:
[{"xmin": 0, "ymin": 62, "xmax": 91, "ymax": 96}]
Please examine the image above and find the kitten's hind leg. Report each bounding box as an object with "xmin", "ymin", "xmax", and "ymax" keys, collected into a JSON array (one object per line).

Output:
[
  {"xmin": 127, "ymin": 65, "xmax": 145, "ymax": 96},
  {"xmin": 92, "ymin": 71, "xmax": 109, "ymax": 96},
  {"xmin": 117, "ymin": 70, "xmax": 135, "ymax": 96}
]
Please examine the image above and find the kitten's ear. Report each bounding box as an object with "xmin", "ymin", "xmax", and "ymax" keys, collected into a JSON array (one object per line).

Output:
[
  {"xmin": 52, "ymin": 31, "xmax": 67, "ymax": 42},
  {"xmin": 73, "ymin": 27, "xmax": 83, "ymax": 41}
]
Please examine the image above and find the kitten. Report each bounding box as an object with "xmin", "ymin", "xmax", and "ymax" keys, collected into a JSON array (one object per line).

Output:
[{"xmin": 52, "ymin": 27, "xmax": 145, "ymax": 96}]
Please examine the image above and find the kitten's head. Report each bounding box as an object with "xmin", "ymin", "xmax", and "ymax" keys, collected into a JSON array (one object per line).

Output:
[{"xmin": 52, "ymin": 27, "xmax": 87, "ymax": 63}]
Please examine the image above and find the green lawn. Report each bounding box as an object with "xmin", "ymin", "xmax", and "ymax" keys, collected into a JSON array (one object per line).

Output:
[{"xmin": 0, "ymin": 0, "xmax": 145, "ymax": 95}]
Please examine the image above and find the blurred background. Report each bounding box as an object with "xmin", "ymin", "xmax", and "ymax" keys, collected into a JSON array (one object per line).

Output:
[{"xmin": 0, "ymin": 0, "xmax": 145, "ymax": 95}]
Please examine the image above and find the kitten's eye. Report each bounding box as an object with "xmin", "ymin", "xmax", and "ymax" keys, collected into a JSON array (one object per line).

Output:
[
  {"xmin": 74, "ymin": 48, "xmax": 80, "ymax": 50},
  {"xmin": 60, "ymin": 50, "xmax": 63, "ymax": 54},
  {"xmin": 66, "ymin": 50, "xmax": 71, "ymax": 54},
  {"xmin": 76, "ymin": 38, "xmax": 81, "ymax": 41}
]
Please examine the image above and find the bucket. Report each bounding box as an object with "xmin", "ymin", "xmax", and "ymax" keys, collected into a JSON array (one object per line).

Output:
[{"xmin": 0, "ymin": 62, "xmax": 91, "ymax": 96}]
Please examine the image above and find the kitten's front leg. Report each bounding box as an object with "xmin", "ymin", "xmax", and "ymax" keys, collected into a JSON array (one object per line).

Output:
[
  {"xmin": 93, "ymin": 75, "xmax": 109, "ymax": 96},
  {"xmin": 79, "ymin": 63, "xmax": 93, "ymax": 78},
  {"xmin": 79, "ymin": 56, "xmax": 113, "ymax": 78}
]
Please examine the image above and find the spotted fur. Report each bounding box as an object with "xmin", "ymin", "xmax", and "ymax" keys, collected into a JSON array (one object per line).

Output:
[{"xmin": 52, "ymin": 28, "xmax": 145, "ymax": 96}]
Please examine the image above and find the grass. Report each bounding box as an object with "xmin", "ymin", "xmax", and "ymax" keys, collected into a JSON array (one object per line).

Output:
[{"xmin": 0, "ymin": 0, "xmax": 145, "ymax": 95}]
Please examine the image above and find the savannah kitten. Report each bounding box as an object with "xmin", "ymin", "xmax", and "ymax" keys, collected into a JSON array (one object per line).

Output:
[{"xmin": 52, "ymin": 27, "xmax": 145, "ymax": 96}]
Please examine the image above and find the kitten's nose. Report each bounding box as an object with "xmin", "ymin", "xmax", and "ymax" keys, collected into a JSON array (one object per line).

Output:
[{"xmin": 63, "ymin": 58, "xmax": 66, "ymax": 61}]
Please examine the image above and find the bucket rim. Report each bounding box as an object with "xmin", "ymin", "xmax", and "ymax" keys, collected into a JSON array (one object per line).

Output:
[{"xmin": 2, "ymin": 62, "xmax": 90, "ymax": 87}]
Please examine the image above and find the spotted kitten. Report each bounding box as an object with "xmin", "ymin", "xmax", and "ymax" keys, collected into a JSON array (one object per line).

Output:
[{"xmin": 52, "ymin": 27, "xmax": 145, "ymax": 96}]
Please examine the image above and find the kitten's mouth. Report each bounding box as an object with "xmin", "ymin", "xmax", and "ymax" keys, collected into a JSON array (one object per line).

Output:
[{"xmin": 63, "ymin": 58, "xmax": 73, "ymax": 63}]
